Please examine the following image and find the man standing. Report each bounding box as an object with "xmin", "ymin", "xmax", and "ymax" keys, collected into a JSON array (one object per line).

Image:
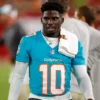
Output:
[{"xmin": 8, "ymin": 2, "xmax": 94, "ymax": 100}]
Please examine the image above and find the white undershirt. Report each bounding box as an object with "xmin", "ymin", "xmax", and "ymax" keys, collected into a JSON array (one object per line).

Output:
[{"xmin": 43, "ymin": 35, "xmax": 59, "ymax": 48}]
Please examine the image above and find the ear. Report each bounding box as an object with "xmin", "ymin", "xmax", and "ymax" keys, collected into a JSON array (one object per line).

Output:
[
  {"xmin": 61, "ymin": 18, "xmax": 64, "ymax": 24},
  {"xmin": 41, "ymin": 17, "xmax": 43, "ymax": 23},
  {"xmin": 81, "ymin": 16, "xmax": 86, "ymax": 22},
  {"xmin": 67, "ymin": 6, "xmax": 70, "ymax": 12}
]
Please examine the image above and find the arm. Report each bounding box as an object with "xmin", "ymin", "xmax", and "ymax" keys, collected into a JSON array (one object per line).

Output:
[
  {"xmin": 72, "ymin": 41, "xmax": 94, "ymax": 100},
  {"xmin": 73, "ymin": 65, "xmax": 94, "ymax": 100},
  {"xmin": 8, "ymin": 36, "xmax": 30, "ymax": 100},
  {"xmin": 8, "ymin": 62, "xmax": 28, "ymax": 100}
]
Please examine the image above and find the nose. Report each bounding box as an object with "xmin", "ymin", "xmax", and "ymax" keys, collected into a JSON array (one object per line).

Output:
[{"xmin": 47, "ymin": 19, "xmax": 53, "ymax": 24}]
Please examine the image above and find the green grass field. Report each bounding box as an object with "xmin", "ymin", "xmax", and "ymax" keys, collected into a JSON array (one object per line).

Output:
[{"xmin": 0, "ymin": 61, "xmax": 10, "ymax": 100}]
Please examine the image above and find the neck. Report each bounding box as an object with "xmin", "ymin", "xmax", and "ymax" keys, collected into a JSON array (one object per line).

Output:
[
  {"xmin": 44, "ymin": 33, "xmax": 60, "ymax": 38},
  {"xmin": 42, "ymin": 31, "xmax": 60, "ymax": 38}
]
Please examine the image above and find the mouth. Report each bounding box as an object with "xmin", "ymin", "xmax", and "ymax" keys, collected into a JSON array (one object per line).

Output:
[{"xmin": 46, "ymin": 27, "xmax": 55, "ymax": 32}]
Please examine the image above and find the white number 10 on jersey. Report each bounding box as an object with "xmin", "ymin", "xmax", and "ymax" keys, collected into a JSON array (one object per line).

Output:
[{"xmin": 39, "ymin": 64, "xmax": 65, "ymax": 95}]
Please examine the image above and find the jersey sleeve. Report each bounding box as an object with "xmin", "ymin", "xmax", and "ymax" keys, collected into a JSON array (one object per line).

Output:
[
  {"xmin": 16, "ymin": 36, "xmax": 30, "ymax": 62},
  {"xmin": 71, "ymin": 41, "xmax": 86, "ymax": 66}
]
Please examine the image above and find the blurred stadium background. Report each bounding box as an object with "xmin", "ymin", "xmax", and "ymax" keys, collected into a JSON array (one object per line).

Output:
[{"xmin": 0, "ymin": 0, "xmax": 100, "ymax": 100}]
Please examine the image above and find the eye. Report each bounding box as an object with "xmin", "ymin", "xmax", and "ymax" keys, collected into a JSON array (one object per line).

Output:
[
  {"xmin": 44, "ymin": 17, "xmax": 49, "ymax": 21},
  {"xmin": 53, "ymin": 17, "xmax": 59, "ymax": 21}
]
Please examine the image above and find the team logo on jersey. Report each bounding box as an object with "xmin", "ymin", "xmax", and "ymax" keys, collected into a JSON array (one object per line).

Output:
[
  {"xmin": 44, "ymin": 58, "xmax": 62, "ymax": 62},
  {"xmin": 50, "ymin": 50, "xmax": 55, "ymax": 54}
]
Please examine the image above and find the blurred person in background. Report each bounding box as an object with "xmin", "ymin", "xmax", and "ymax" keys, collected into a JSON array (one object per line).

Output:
[
  {"xmin": 94, "ymin": 7, "xmax": 100, "ymax": 30},
  {"xmin": 0, "ymin": 1, "xmax": 42, "ymax": 100},
  {"xmin": 75, "ymin": 5, "xmax": 100, "ymax": 100},
  {"xmin": 45, "ymin": 0, "xmax": 90, "ymax": 100},
  {"xmin": 0, "ymin": 4, "xmax": 10, "ymax": 59},
  {"xmin": 17, "ymin": 0, "xmax": 42, "ymax": 36},
  {"xmin": 0, "ymin": 4, "xmax": 29, "ymax": 100},
  {"xmin": 18, "ymin": 16, "xmax": 42, "ymax": 35}
]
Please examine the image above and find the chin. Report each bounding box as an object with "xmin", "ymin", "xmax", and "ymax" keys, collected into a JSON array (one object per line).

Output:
[{"xmin": 46, "ymin": 32, "xmax": 55, "ymax": 37}]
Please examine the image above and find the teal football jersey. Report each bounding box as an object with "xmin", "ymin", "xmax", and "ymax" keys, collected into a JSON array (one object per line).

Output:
[{"xmin": 16, "ymin": 30, "xmax": 85, "ymax": 97}]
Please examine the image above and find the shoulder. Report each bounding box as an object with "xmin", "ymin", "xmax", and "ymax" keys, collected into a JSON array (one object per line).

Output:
[
  {"xmin": 26, "ymin": 32, "xmax": 36, "ymax": 37},
  {"xmin": 20, "ymin": 32, "xmax": 36, "ymax": 44},
  {"xmin": 90, "ymin": 27, "xmax": 100, "ymax": 34},
  {"xmin": 89, "ymin": 27, "xmax": 100, "ymax": 39},
  {"xmin": 25, "ymin": 30, "xmax": 41, "ymax": 37},
  {"xmin": 24, "ymin": 30, "xmax": 40, "ymax": 39},
  {"xmin": 20, "ymin": 30, "xmax": 41, "ymax": 44},
  {"xmin": 64, "ymin": 18, "xmax": 79, "ymax": 24},
  {"xmin": 63, "ymin": 18, "xmax": 88, "ymax": 33}
]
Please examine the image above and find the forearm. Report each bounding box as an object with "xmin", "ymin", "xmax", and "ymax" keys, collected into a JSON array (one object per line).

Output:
[
  {"xmin": 8, "ymin": 73, "xmax": 24, "ymax": 100},
  {"xmin": 78, "ymin": 74, "xmax": 94, "ymax": 100},
  {"xmin": 73, "ymin": 65, "xmax": 94, "ymax": 100},
  {"xmin": 8, "ymin": 62, "xmax": 28, "ymax": 100}
]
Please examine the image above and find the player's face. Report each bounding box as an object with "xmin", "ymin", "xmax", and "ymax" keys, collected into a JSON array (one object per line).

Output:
[{"xmin": 41, "ymin": 10, "xmax": 64, "ymax": 37}]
